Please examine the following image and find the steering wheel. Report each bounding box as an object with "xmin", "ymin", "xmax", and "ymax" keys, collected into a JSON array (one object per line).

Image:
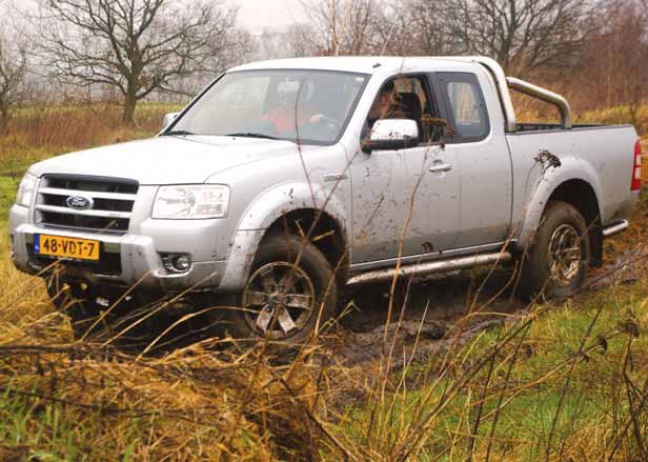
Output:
[{"xmin": 305, "ymin": 114, "xmax": 342, "ymax": 135}]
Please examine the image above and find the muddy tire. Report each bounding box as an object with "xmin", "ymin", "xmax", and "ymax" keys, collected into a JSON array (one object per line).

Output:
[
  {"xmin": 517, "ymin": 201, "xmax": 590, "ymax": 300},
  {"xmin": 218, "ymin": 234, "xmax": 338, "ymax": 345}
]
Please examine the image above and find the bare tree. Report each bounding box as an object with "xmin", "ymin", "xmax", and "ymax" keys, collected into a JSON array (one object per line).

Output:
[
  {"xmin": 451, "ymin": 0, "xmax": 589, "ymax": 75},
  {"xmin": 295, "ymin": 0, "xmax": 588, "ymax": 72},
  {"xmin": 254, "ymin": 25, "xmax": 317, "ymax": 60},
  {"xmin": 298, "ymin": 0, "xmax": 382, "ymax": 55},
  {"xmin": 375, "ymin": 0, "xmax": 465, "ymax": 56},
  {"xmin": 568, "ymin": 0, "xmax": 648, "ymax": 119},
  {"xmin": 37, "ymin": 0, "xmax": 239, "ymax": 125},
  {"xmin": 0, "ymin": 32, "xmax": 27, "ymax": 132}
]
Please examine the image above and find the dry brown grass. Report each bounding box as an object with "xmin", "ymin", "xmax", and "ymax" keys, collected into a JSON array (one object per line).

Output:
[
  {"xmin": 3, "ymin": 102, "xmax": 179, "ymax": 149},
  {"xmin": 0, "ymin": 269, "xmax": 335, "ymax": 460}
]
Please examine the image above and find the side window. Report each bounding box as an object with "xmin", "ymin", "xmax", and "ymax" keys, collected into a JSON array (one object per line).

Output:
[
  {"xmin": 365, "ymin": 75, "xmax": 438, "ymax": 144},
  {"xmin": 394, "ymin": 76, "xmax": 439, "ymax": 144},
  {"xmin": 437, "ymin": 73, "xmax": 489, "ymax": 142}
]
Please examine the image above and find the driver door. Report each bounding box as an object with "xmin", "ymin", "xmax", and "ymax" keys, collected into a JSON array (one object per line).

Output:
[{"xmin": 349, "ymin": 75, "xmax": 461, "ymax": 265}]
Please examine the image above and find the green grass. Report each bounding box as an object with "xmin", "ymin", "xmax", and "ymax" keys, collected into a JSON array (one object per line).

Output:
[
  {"xmin": 0, "ymin": 176, "xmax": 18, "ymax": 218},
  {"xmin": 0, "ymin": 388, "xmax": 90, "ymax": 461},
  {"xmin": 334, "ymin": 280, "xmax": 648, "ymax": 460},
  {"xmin": 0, "ymin": 382, "xmax": 153, "ymax": 461}
]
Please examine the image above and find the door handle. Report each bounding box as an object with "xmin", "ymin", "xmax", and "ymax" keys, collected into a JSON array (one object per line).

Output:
[{"xmin": 428, "ymin": 163, "xmax": 453, "ymax": 173}]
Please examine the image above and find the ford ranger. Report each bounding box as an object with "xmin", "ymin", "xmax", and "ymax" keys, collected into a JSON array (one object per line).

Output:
[{"xmin": 8, "ymin": 56, "xmax": 642, "ymax": 343}]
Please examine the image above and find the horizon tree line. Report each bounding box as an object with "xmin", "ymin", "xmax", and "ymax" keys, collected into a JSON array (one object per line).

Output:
[{"xmin": 0, "ymin": 0, "xmax": 646, "ymax": 127}]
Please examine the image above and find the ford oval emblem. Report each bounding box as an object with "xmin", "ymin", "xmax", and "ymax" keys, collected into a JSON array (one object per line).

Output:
[{"xmin": 66, "ymin": 195, "xmax": 94, "ymax": 210}]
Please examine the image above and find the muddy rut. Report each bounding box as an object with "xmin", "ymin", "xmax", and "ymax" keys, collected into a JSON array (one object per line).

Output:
[{"xmin": 326, "ymin": 244, "xmax": 648, "ymax": 368}]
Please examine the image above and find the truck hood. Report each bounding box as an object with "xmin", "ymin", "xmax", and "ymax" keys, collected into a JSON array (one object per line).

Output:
[{"xmin": 30, "ymin": 136, "xmax": 312, "ymax": 184}]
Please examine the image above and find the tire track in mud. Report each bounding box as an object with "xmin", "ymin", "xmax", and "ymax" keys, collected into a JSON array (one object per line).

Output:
[{"xmin": 327, "ymin": 244, "xmax": 648, "ymax": 368}]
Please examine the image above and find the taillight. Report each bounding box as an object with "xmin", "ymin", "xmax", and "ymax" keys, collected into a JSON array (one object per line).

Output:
[{"xmin": 631, "ymin": 139, "xmax": 642, "ymax": 191}]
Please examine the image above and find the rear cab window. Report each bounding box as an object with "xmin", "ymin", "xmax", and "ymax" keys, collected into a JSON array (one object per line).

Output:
[{"xmin": 433, "ymin": 73, "xmax": 490, "ymax": 142}]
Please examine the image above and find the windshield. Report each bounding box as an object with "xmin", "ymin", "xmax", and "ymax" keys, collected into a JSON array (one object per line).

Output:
[{"xmin": 167, "ymin": 70, "xmax": 368, "ymax": 144}]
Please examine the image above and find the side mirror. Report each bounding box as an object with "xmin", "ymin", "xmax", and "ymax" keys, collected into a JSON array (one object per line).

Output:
[
  {"xmin": 162, "ymin": 112, "xmax": 180, "ymax": 130},
  {"xmin": 363, "ymin": 119, "xmax": 419, "ymax": 153}
]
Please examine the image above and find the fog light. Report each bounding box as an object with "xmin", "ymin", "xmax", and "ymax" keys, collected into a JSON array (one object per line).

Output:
[
  {"xmin": 162, "ymin": 254, "xmax": 192, "ymax": 273},
  {"xmin": 173, "ymin": 256, "xmax": 191, "ymax": 271}
]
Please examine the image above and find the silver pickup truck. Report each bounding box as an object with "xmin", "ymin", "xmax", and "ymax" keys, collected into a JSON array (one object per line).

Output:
[{"xmin": 9, "ymin": 56, "xmax": 642, "ymax": 343}]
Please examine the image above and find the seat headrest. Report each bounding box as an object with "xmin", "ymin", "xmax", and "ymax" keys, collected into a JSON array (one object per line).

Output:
[{"xmin": 398, "ymin": 93, "xmax": 422, "ymax": 120}]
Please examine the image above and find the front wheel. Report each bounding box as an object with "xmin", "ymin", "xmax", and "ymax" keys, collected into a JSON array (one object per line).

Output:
[
  {"xmin": 219, "ymin": 234, "xmax": 338, "ymax": 344},
  {"xmin": 517, "ymin": 201, "xmax": 590, "ymax": 300}
]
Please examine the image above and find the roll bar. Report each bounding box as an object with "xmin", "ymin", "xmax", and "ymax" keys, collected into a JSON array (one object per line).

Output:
[{"xmin": 506, "ymin": 77, "xmax": 573, "ymax": 130}]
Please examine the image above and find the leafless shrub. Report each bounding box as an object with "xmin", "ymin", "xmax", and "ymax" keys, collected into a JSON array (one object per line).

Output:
[
  {"xmin": 566, "ymin": 0, "xmax": 648, "ymax": 117},
  {"xmin": 297, "ymin": 0, "xmax": 385, "ymax": 55},
  {"xmin": 0, "ymin": 30, "xmax": 27, "ymax": 132}
]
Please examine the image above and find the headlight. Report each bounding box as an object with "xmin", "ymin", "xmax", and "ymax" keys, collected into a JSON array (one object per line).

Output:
[
  {"xmin": 16, "ymin": 173, "xmax": 37, "ymax": 207},
  {"xmin": 152, "ymin": 185, "xmax": 230, "ymax": 219}
]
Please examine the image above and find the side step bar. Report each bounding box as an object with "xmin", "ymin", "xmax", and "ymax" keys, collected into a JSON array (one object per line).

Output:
[
  {"xmin": 346, "ymin": 252, "xmax": 512, "ymax": 286},
  {"xmin": 602, "ymin": 219, "xmax": 629, "ymax": 238}
]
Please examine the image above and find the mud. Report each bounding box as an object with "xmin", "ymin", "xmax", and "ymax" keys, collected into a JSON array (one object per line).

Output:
[
  {"xmin": 328, "ymin": 267, "xmax": 526, "ymax": 367},
  {"xmin": 325, "ymin": 245, "xmax": 647, "ymax": 369},
  {"xmin": 104, "ymin": 246, "xmax": 646, "ymax": 365}
]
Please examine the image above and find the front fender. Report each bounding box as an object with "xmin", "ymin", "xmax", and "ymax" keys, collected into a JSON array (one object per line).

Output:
[
  {"xmin": 219, "ymin": 181, "xmax": 348, "ymax": 291},
  {"xmin": 516, "ymin": 156, "xmax": 603, "ymax": 249}
]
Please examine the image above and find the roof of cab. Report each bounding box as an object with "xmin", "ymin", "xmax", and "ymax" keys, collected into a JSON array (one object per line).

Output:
[{"xmin": 229, "ymin": 56, "xmax": 479, "ymax": 75}]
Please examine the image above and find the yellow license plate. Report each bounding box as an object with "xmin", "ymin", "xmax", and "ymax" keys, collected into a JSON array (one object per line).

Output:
[{"xmin": 34, "ymin": 234, "xmax": 100, "ymax": 261}]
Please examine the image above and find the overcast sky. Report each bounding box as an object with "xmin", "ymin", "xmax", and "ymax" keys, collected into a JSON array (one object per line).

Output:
[
  {"xmin": 231, "ymin": 0, "xmax": 307, "ymax": 32},
  {"xmin": 10, "ymin": 0, "xmax": 307, "ymax": 34}
]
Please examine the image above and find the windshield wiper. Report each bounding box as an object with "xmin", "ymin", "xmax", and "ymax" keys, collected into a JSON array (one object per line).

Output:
[
  {"xmin": 165, "ymin": 130, "xmax": 195, "ymax": 136},
  {"xmin": 226, "ymin": 132, "xmax": 279, "ymax": 140}
]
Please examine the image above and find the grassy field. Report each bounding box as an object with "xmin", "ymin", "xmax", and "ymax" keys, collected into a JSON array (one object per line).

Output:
[{"xmin": 0, "ymin": 104, "xmax": 646, "ymax": 460}]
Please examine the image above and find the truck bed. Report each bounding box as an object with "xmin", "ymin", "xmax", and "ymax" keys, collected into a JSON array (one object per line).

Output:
[{"xmin": 506, "ymin": 124, "xmax": 639, "ymax": 240}]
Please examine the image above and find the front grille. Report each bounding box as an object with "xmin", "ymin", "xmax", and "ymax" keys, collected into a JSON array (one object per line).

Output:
[{"xmin": 35, "ymin": 175, "xmax": 139, "ymax": 234}]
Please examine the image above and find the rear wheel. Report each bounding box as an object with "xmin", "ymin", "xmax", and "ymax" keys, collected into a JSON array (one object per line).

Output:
[
  {"xmin": 517, "ymin": 201, "xmax": 590, "ymax": 300},
  {"xmin": 217, "ymin": 234, "xmax": 338, "ymax": 344}
]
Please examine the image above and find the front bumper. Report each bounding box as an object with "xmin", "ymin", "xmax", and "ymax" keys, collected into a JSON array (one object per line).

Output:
[{"xmin": 9, "ymin": 204, "xmax": 228, "ymax": 292}]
